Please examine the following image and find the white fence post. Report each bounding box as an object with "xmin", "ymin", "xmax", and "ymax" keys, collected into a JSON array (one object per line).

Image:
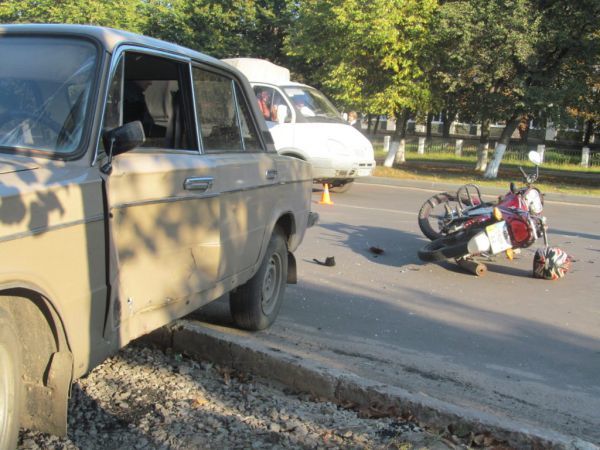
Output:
[
  {"xmin": 455, "ymin": 139, "xmax": 463, "ymax": 157},
  {"xmin": 536, "ymin": 144, "xmax": 545, "ymax": 163},
  {"xmin": 418, "ymin": 137, "xmax": 426, "ymax": 155},
  {"xmin": 383, "ymin": 135, "xmax": 391, "ymax": 152},
  {"xmin": 581, "ymin": 146, "xmax": 590, "ymax": 167}
]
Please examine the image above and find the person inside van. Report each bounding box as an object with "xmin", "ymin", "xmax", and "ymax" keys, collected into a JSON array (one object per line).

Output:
[
  {"xmin": 257, "ymin": 90, "xmax": 272, "ymax": 121},
  {"xmin": 348, "ymin": 111, "xmax": 362, "ymax": 131},
  {"xmin": 291, "ymin": 96, "xmax": 315, "ymax": 117}
]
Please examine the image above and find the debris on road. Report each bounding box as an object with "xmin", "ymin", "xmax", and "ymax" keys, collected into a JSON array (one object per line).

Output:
[
  {"xmin": 369, "ymin": 246, "xmax": 385, "ymax": 256},
  {"xmin": 313, "ymin": 256, "xmax": 336, "ymax": 267}
]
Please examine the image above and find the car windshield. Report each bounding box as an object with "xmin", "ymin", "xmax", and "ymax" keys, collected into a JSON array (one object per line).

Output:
[
  {"xmin": 282, "ymin": 86, "xmax": 344, "ymax": 123},
  {"xmin": 0, "ymin": 36, "xmax": 98, "ymax": 155}
]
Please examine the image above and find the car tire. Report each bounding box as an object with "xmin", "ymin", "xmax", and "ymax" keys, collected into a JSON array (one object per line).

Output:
[
  {"xmin": 329, "ymin": 181, "xmax": 354, "ymax": 193},
  {"xmin": 0, "ymin": 308, "xmax": 22, "ymax": 450},
  {"xmin": 230, "ymin": 226, "xmax": 288, "ymax": 331}
]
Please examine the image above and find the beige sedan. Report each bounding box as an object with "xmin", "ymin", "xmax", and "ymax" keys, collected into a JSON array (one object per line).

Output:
[{"xmin": 0, "ymin": 24, "xmax": 316, "ymax": 447}]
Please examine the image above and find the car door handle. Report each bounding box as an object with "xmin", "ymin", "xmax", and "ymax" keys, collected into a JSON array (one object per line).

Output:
[
  {"xmin": 266, "ymin": 169, "xmax": 278, "ymax": 180},
  {"xmin": 184, "ymin": 177, "xmax": 213, "ymax": 191}
]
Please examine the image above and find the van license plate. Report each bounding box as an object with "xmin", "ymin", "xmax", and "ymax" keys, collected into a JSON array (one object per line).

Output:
[{"xmin": 485, "ymin": 221, "xmax": 512, "ymax": 254}]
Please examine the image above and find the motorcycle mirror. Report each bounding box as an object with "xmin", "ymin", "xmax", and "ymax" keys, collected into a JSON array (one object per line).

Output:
[{"xmin": 528, "ymin": 150, "xmax": 542, "ymax": 166}]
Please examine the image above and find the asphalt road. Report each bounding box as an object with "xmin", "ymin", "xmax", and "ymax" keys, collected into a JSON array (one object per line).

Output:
[{"xmin": 199, "ymin": 177, "xmax": 600, "ymax": 444}]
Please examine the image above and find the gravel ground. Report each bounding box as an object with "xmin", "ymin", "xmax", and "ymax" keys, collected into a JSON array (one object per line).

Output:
[{"xmin": 16, "ymin": 342, "xmax": 474, "ymax": 450}]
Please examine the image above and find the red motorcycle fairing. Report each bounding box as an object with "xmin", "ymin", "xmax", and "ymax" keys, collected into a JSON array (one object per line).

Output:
[{"xmin": 503, "ymin": 210, "xmax": 536, "ymax": 248}]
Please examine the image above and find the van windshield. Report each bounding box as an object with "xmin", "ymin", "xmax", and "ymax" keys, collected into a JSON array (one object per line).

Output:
[
  {"xmin": 0, "ymin": 36, "xmax": 98, "ymax": 155},
  {"xmin": 283, "ymin": 86, "xmax": 344, "ymax": 123}
]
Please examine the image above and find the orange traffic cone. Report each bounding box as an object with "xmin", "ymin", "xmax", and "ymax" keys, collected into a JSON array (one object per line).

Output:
[{"xmin": 319, "ymin": 183, "xmax": 334, "ymax": 205}]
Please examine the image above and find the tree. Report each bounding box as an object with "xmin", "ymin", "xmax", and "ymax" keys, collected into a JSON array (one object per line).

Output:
[
  {"xmin": 0, "ymin": 0, "xmax": 143, "ymax": 31},
  {"xmin": 482, "ymin": 0, "xmax": 600, "ymax": 178},
  {"xmin": 285, "ymin": 0, "xmax": 436, "ymax": 163},
  {"xmin": 559, "ymin": 33, "xmax": 600, "ymax": 146},
  {"xmin": 0, "ymin": 0, "xmax": 297, "ymax": 65},
  {"xmin": 424, "ymin": 1, "xmax": 537, "ymax": 174}
]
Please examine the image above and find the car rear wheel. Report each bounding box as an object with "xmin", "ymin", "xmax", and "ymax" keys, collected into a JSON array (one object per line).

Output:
[
  {"xmin": 0, "ymin": 308, "xmax": 22, "ymax": 450},
  {"xmin": 230, "ymin": 226, "xmax": 288, "ymax": 331}
]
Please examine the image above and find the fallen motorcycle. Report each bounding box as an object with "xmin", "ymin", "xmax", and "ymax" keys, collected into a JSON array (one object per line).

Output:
[
  {"xmin": 418, "ymin": 151, "xmax": 545, "ymax": 241},
  {"xmin": 417, "ymin": 151, "xmax": 548, "ymax": 275}
]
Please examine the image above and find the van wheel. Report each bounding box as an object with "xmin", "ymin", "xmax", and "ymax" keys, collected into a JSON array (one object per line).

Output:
[
  {"xmin": 230, "ymin": 227, "xmax": 288, "ymax": 331},
  {"xmin": 0, "ymin": 308, "xmax": 22, "ymax": 450},
  {"xmin": 329, "ymin": 181, "xmax": 354, "ymax": 193}
]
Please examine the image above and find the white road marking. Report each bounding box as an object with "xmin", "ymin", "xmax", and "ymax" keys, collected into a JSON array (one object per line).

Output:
[
  {"xmin": 326, "ymin": 203, "xmax": 415, "ymax": 215},
  {"xmin": 359, "ymin": 182, "xmax": 600, "ymax": 209}
]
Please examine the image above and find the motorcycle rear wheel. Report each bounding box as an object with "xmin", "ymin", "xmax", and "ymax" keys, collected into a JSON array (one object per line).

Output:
[
  {"xmin": 418, "ymin": 192, "xmax": 458, "ymax": 240},
  {"xmin": 418, "ymin": 233, "xmax": 471, "ymax": 262}
]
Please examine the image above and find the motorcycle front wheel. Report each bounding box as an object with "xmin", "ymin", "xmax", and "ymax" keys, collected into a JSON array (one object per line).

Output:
[
  {"xmin": 418, "ymin": 192, "xmax": 459, "ymax": 240},
  {"xmin": 418, "ymin": 233, "xmax": 471, "ymax": 262}
]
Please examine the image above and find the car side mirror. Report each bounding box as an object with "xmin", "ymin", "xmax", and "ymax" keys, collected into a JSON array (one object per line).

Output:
[
  {"xmin": 276, "ymin": 105, "xmax": 288, "ymax": 124},
  {"xmin": 103, "ymin": 121, "xmax": 145, "ymax": 155},
  {"xmin": 101, "ymin": 121, "xmax": 145, "ymax": 174}
]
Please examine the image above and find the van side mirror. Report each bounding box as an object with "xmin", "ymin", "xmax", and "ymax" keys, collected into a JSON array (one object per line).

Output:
[
  {"xmin": 276, "ymin": 105, "xmax": 288, "ymax": 124},
  {"xmin": 101, "ymin": 121, "xmax": 145, "ymax": 174}
]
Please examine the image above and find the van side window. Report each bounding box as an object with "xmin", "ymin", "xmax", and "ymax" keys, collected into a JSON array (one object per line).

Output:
[
  {"xmin": 252, "ymin": 86, "xmax": 290, "ymax": 124},
  {"xmin": 102, "ymin": 52, "xmax": 196, "ymax": 151}
]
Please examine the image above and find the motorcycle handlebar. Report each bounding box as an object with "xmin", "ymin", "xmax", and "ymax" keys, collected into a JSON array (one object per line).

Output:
[
  {"xmin": 519, "ymin": 166, "xmax": 528, "ymax": 179},
  {"xmin": 518, "ymin": 165, "xmax": 538, "ymax": 185}
]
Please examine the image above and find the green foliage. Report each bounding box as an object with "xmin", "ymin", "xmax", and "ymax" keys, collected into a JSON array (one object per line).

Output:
[
  {"xmin": 0, "ymin": 0, "xmax": 143, "ymax": 31},
  {"xmin": 0, "ymin": 0, "xmax": 296, "ymax": 62},
  {"xmin": 285, "ymin": 0, "xmax": 437, "ymax": 115},
  {"xmin": 1, "ymin": 0, "xmax": 597, "ymax": 138}
]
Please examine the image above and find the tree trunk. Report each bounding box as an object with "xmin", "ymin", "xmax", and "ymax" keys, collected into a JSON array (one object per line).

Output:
[
  {"xmin": 441, "ymin": 109, "xmax": 455, "ymax": 138},
  {"xmin": 484, "ymin": 115, "xmax": 520, "ymax": 179},
  {"xmin": 367, "ymin": 114, "xmax": 373, "ymax": 135},
  {"xmin": 373, "ymin": 115, "xmax": 381, "ymax": 135},
  {"xmin": 475, "ymin": 118, "xmax": 490, "ymax": 172},
  {"xmin": 583, "ymin": 119, "xmax": 595, "ymax": 145},
  {"xmin": 426, "ymin": 112, "xmax": 434, "ymax": 138},
  {"xmin": 393, "ymin": 110, "xmax": 410, "ymax": 164},
  {"xmin": 396, "ymin": 109, "xmax": 409, "ymax": 139},
  {"xmin": 384, "ymin": 109, "xmax": 409, "ymax": 167}
]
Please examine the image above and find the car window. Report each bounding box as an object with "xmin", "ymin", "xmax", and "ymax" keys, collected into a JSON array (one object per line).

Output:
[
  {"xmin": 193, "ymin": 68, "xmax": 261, "ymax": 152},
  {"xmin": 0, "ymin": 36, "xmax": 98, "ymax": 155},
  {"xmin": 192, "ymin": 68, "xmax": 245, "ymax": 152},
  {"xmin": 103, "ymin": 57, "xmax": 124, "ymax": 136},
  {"xmin": 102, "ymin": 52, "xmax": 196, "ymax": 152},
  {"xmin": 235, "ymin": 84, "xmax": 262, "ymax": 151}
]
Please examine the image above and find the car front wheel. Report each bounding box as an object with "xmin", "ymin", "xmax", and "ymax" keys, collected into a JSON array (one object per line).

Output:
[
  {"xmin": 230, "ymin": 226, "xmax": 288, "ymax": 330},
  {"xmin": 0, "ymin": 308, "xmax": 22, "ymax": 450}
]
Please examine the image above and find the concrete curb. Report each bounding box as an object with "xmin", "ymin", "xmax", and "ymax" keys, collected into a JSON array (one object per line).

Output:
[{"xmin": 146, "ymin": 321, "xmax": 597, "ymax": 450}]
